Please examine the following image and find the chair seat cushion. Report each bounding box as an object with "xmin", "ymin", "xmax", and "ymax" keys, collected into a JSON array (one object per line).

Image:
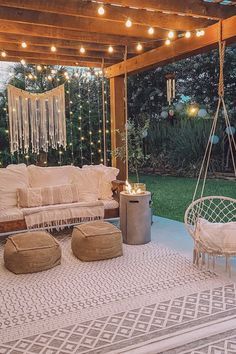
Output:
[
  {"xmin": 71, "ymin": 220, "xmax": 123, "ymax": 261},
  {"xmin": 4, "ymin": 231, "xmax": 61, "ymax": 274},
  {"xmin": 196, "ymin": 218, "xmax": 236, "ymax": 253}
]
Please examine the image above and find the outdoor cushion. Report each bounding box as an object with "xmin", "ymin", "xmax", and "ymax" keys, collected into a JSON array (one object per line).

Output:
[
  {"xmin": 71, "ymin": 169, "xmax": 100, "ymax": 202},
  {"xmin": 82, "ymin": 164, "xmax": 119, "ymax": 199},
  {"xmin": 196, "ymin": 218, "xmax": 236, "ymax": 253},
  {"xmin": 17, "ymin": 184, "xmax": 80, "ymax": 207},
  {"xmin": 28, "ymin": 165, "xmax": 77, "ymax": 188},
  {"xmin": 0, "ymin": 164, "xmax": 29, "ymax": 208},
  {"xmin": 71, "ymin": 220, "xmax": 123, "ymax": 261},
  {"xmin": 4, "ymin": 231, "xmax": 61, "ymax": 274},
  {"xmin": 0, "ymin": 207, "xmax": 24, "ymax": 222}
]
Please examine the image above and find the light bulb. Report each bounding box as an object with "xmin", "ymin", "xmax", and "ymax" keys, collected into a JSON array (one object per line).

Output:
[
  {"xmin": 51, "ymin": 69, "xmax": 56, "ymax": 74},
  {"xmin": 148, "ymin": 27, "xmax": 154, "ymax": 35},
  {"xmin": 168, "ymin": 31, "xmax": 175, "ymax": 39},
  {"xmin": 51, "ymin": 45, "xmax": 56, "ymax": 52},
  {"xmin": 165, "ymin": 39, "xmax": 171, "ymax": 46},
  {"xmin": 80, "ymin": 46, "xmax": 85, "ymax": 54},
  {"xmin": 21, "ymin": 41, "xmax": 27, "ymax": 48},
  {"xmin": 136, "ymin": 43, "xmax": 143, "ymax": 51},
  {"xmin": 48, "ymin": 75, "xmax": 52, "ymax": 81},
  {"xmin": 28, "ymin": 73, "xmax": 33, "ymax": 79},
  {"xmin": 108, "ymin": 45, "xmax": 113, "ymax": 53},
  {"xmin": 185, "ymin": 31, "xmax": 191, "ymax": 39},
  {"xmin": 1, "ymin": 51, "xmax": 6, "ymax": 57},
  {"xmin": 36, "ymin": 65, "xmax": 42, "ymax": 71},
  {"xmin": 98, "ymin": 5, "xmax": 105, "ymax": 15},
  {"xmin": 20, "ymin": 59, "xmax": 26, "ymax": 65},
  {"xmin": 200, "ymin": 29, "xmax": 205, "ymax": 36},
  {"xmin": 125, "ymin": 18, "xmax": 132, "ymax": 28}
]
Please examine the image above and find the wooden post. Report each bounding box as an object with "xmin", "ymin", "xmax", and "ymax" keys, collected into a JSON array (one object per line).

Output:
[{"xmin": 110, "ymin": 75, "xmax": 127, "ymax": 181}]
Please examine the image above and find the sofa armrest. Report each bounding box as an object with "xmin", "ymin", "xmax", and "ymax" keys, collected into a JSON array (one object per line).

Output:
[{"xmin": 112, "ymin": 180, "xmax": 126, "ymax": 202}]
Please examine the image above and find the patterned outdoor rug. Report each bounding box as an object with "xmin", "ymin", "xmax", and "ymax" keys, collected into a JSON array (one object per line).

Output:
[{"xmin": 0, "ymin": 235, "xmax": 235, "ymax": 354}]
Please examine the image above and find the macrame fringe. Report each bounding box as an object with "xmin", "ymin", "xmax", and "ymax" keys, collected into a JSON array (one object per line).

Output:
[{"xmin": 7, "ymin": 84, "xmax": 66, "ymax": 154}]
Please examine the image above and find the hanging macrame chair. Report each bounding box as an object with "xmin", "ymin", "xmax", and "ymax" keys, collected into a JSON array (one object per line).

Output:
[{"xmin": 184, "ymin": 26, "xmax": 236, "ymax": 275}]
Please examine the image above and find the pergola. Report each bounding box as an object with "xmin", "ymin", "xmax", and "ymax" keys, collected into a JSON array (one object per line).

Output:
[{"xmin": 0, "ymin": 0, "xmax": 236, "ymax": 179}]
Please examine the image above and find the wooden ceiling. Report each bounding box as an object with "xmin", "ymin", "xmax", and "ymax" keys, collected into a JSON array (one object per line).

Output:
[{"xmin": 0, "ymin": 0, "xmax": 235, "ymax": 69}]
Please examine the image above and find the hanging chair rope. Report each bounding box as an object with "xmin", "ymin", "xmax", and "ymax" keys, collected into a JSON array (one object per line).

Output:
[
  {"xmin": 192, "ymin": 25, "xmax": 236, "ymax": 202},
  {"xmin": 124, "ymin": 45, "xmax": 129, "ymax": 179},
  {"xmin": 101, "ymin": 58, "xmax": 107, "ymax": 166}
]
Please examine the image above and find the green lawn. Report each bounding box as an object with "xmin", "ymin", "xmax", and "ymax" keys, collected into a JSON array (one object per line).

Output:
[{"xmin": 133, "ymin": 175, "xmax": 236, "ymax": 222}]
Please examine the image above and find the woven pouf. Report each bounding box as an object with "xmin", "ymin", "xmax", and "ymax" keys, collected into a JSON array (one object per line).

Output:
[
  {"xmin": 4, "ymin": 231, "xmax": 61, "ymax": 274},
  {"xmin": 71, "ymin": 220, "xmax": 123, "ymax": 261}
]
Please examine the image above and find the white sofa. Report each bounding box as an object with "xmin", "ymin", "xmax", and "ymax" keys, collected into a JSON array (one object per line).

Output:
[{"xmin": 0, "ymin": 164, "xmax": 125, "ymax": 235}]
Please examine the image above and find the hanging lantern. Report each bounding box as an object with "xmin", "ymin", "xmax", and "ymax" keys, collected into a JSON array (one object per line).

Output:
[{"xmin": 165, "ymin": 73, "xmax": 176, "ymax": 105}]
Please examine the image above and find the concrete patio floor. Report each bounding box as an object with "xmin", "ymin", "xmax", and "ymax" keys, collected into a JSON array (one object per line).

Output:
[{"xmin": 152, "ymin": 215, "xmax": 236, "ymax": 280}]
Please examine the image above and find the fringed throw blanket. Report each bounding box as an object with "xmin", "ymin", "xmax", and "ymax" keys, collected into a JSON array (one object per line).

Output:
[
  {"xmin": 22, "ymin": 201, "xmax": 104, "ymax": 229},
  {"xmin": 7, "ymin": 84, "xmax": 66, "ymax": 154}
]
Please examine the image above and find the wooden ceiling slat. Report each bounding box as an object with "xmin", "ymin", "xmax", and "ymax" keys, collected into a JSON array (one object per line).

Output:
[
  {"xmin": 0, "ymin": 6, "xmax": 167, "ymax": 39},
  {"xmin": 0, "ymin": 0, "xmax": 213, "ymax": 31},
  {"xmin": 0, "ymin": 20, "xmax": 150, "ymax": 46},
  {"xmin": 0, "ymin": 33, "xmax": 133, "ymax": 53},
  {"xmin": 102, "ymin": 0, "xmax": 236, "ymax": 20},
  {"xmin": 0, "ymin": 56, "xmax": 103, "ymax": 68},
  {"xmin": 2, "ymin": 50, "xmax": 118, "ymax": 65},
  {"xmin": 0, "ymin": 42, "xmax": 124, "ymax": 60},
  {"xmin": 105, "ymin": 15, "xmax": 236, "ymax": 77}
]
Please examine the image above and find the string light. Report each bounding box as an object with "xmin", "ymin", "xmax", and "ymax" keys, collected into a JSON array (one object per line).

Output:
[
  {"xmin": 1, "ymin": 51, "xmax": 7, "ymax": 57},
  {"xmin": 21, "ymin": 42, "xmax": 27, "ymax": 48},
  {"xmin": 108, "ymin": 45, "xmax": 113, "ymax": 53},
  {"xmin": 185, "ymin": 31, "xmax": 191, "ymax": 39},
  {"xmin": 136, "ymin": 43, "xmax": 143, "ymax": 51},
  {"xmin": 87, "ymin": 78, "xmax": 93, "ymax": 164},
  {"xmin": 125, "ymin": 18, "xmax": 132, "ymax": 28},
  {"xmin": 168, "ymin": 31, "xmax": 175, "ymax": 39},
  {"xmin": 51, "ymin": 45, "xmax": 57, "ymax": 52},
  {"xmin": 196, "ymin": 29, "xmax": 205, "ymax": 37},
  {"xmin": 47, "ymin": 75, "xmax": 52, "ymax": 81},
  {"xmin": 80, "ymin": 46, "xmax": 85, "ymax": 54},
  {"xmin": 36, "ymin": 65, "xmax": 42, "ymax": 71},
  {"xmin": 98, "ymin": 5, "xmax": 105, "ymax": 15},
  {"xmin": 28, "ymin": 73, "xmax": 33, "ymax": 80},
  {"xmin": 165, "ymin": 39, "xmax": 171, "ymax": 46},
  {"xmin": 20, "ymin": 59, "xmax": 26, "ymax": 65},
  {"xmin": 148, "ymin": 27, "xmax": 154, "ymax": 35}
]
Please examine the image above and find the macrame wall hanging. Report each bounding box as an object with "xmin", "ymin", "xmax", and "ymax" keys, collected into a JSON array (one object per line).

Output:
[{"xmin": 7, "ymin": 84, "xmax": 66, "ymax": 154}]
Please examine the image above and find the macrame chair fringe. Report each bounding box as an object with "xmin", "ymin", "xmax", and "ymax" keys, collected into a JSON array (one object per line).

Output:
[
  {"xmin": 184, "ymin": 35, "xmax": 236, "ymax": 276},
  {"xmin": 7, "ymin": 84, "xmax": 66, "ymax": 154}
]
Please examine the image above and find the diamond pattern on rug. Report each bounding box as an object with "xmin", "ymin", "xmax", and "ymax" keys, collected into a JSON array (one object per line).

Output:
[{"xmin": 1, "ymin": 284, "xmax": 236, "ymax": 353}]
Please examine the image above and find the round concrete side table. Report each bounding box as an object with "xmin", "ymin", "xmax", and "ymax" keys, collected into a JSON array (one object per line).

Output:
[{"xmin": 120, "ymin": 191, "xmax": 151, "ymax": 245}]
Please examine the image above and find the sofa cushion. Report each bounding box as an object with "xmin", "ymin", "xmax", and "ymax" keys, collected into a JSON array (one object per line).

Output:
[
  {"xmin": 0, "ymin": 207, "xmax": 24, "ymax": 222},
  {"xmin": 71, "ymin": 169, "xmax": 100, "ymax": 202},
  {"xmin": 0, "ymin": 164, "xmax": 29, "ymax": 208},
  {"xmin": 17, "ymin": 184, "xmax": 80, "ymax": 208},
  {"xmin": 82, "ymin": 164, "xmax": 119, "ymax": 199},
  {"xmin": 28, "ymin": 165, "xmax": 77, "ymax": 187}
]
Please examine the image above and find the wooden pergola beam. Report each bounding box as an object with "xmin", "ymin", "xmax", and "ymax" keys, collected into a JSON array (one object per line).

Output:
[
  {"xmin": 0, "ymin": 42, "xmax": 124, "ymax": 60},
  {"xmin": 0, "ymin": 33, "xmax": 141, "ymax": 53},
  {"xmin": 105, "ymin": 16, "xmax": 236, "ymax": 78},
  {"xmin": 1, "ymin": 50, "xmax": 117, "ymax": 65},
  {"xmin": 102, "ymin": 0, "xmax": 236, "ymax": 20},
  {"xmin": 0, "ymin": 20, "xmax": 148, "ymax": 46},
  {"xmin": 0, "ymin": 0, "xmax": 213, "ymax": 31},
  {"xmin": 0, "ymin": 5, "xmax": 168, "ymax": 39},
  {"xmin": 0, "ymin": 56, "xmax": 103, "ymax": 68}
]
